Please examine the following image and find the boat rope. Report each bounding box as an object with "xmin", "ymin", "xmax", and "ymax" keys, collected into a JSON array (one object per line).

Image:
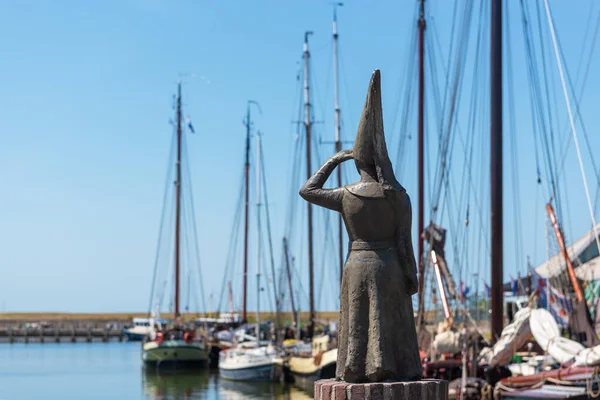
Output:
[
  {"xmin": 260, "ymin": 135, "xmax": 280, "ymax": 317},
  {"xmin": 506, "ymin": 0, "xmax": 525, "ymax": 275},
  {"xmin": 216, "ymin": 169, "xmax": 245, "ymax": 314},
  {"xmin": 586, "ymin": 366, "xmax": 600, "ymax": 398},
  {"xmin": 543, "ymin": 0, "xmax": 600, "ymax": 256},
  {"xmin": 182, "ymin": 131, "xmax": 207, "ymax": 314},
  {"xmin": 147, "ymin": 129, "xmax": 176, "ymax": 315}
]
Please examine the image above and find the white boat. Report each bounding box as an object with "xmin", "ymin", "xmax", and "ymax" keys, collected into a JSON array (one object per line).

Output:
[
  {"xmin": 123, "ymin": 317, "xmax": 168, "ymax": 341},
  {"xmin": 219, "ymin": 345, "xmax": 279, "ymax": 381},
  {"xmin": 141, "ymin": 83, "xmax": 208, "ymax": 369},
  {"xmin": 218, "ymin": 132, "xmax": 281, "ymax": 381}
]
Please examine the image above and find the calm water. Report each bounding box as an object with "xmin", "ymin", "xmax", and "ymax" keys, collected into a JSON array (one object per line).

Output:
[{"xmin": 0, "ymin": 343, "xmax": 311, "ymax": 400}]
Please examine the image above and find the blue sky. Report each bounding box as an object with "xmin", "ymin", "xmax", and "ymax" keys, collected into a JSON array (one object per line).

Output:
[{"xmin": 1, "ymin": 0, "xmax": 599, "ymax": 313}]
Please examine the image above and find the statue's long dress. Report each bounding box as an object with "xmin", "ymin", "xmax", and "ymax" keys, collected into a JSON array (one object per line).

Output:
[{"xmin": 300, "ymin": 165, "xmax": 422, "ymax": 383}]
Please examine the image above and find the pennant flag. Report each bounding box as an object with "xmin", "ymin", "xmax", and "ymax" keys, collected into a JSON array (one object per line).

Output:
[
  {"xmin": 186, "ymin": 116, "xmax": 195, "ymax": 134},
  {"xmin": 484, "ymin": 282, "xmax": 491, "ymax": 298},
  {"xmin": 459, "ymin": 281, "xmax": 470, "ymax": 301},
  {"xmin": 510, "ymin": 276, "xmax": 518, "ymax": 295}
]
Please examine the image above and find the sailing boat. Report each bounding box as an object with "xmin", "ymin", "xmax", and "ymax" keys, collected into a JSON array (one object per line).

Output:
[
  {"xmin": 286, "ymin": 27, "xmax": 338, "ymax": 391},
  {"xmin": 142, "ymin": 82, "xmax": 209, "ymax": 368},
  {"xmin": 219, "ymin": 126, "xmax": 280, "ymax": 382}
]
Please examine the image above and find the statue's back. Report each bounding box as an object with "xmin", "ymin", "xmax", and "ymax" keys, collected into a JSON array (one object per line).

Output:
[{"xmin": 342, "ymin": 182, "xmax": 402, "ymax": 243}]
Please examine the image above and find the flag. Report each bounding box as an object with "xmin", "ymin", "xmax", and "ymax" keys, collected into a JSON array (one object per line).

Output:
[
  {"xmin": 484, "ymin": 282, "xmax": 491, "ymax": 298},
  {"xmin": 546, "ymin": 285, "xmax": 571, "ymax": 327},
  {"xmin": 530, "ymin": 268, "xmax": 548, "ymax": 308},
  {"xmin": 186, "ymin": 116, "xmax": 195, "ymax": 134},
  {"xmin": 510, "ymin": 276, "xmax": 518, "ymax": 295},
  {"xmin": 460, "ymin": 281, "xmax": 470, "ymax": 301}
]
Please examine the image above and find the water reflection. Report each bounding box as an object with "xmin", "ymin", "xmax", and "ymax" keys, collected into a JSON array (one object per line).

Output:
[
  {"xmin": 142, "ymin": 368, "xmax": 212, "ymax": 399},
  {"xmin": 142, "ymin": 368, "xmax": 311, "ymax": 399}
]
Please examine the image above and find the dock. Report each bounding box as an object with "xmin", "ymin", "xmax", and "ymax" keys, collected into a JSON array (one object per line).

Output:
[{"xmin": 0, "ymin": 320, "xmax": 126, "ymax": 343}]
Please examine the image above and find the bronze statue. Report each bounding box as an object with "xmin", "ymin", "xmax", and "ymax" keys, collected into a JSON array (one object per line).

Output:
[{"xmin": 300, "ymin": 70, "xmax": 422, "ymax": 383}]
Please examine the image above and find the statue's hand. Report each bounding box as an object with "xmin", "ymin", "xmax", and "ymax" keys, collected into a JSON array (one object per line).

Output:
[{"xmin": 332, "ymin": 149, "xmax": 353, "ymax": 163}]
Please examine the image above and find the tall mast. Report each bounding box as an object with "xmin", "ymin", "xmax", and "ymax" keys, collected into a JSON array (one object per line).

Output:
[
  {"xmin": 256, "ymin": 132, "xmax": 262, "ymax": 347},
  {"xmin": 490, "ymin": 0, "xmax": 503, "ymax": 340},
  {"xmin": 303, "ymin": 31, "xmax": 315, "ymax": 336},
  {"xmin": 416, "ymin": 0, "xmax": 426, "ymax": 331},
  {"xmin": 174, "ymin": 82, "xmax": 182, "ymax": 319},
  {"xmin": 333, "ymin": 3, "xmax": 344, "ymax": 287},
  {"xmin": 243, "ymin": 103, "xmax": 251, "ymax": 323},
  {"xmin": 283, "ymin": 237, "xmax": 298, "ymax": 332}
]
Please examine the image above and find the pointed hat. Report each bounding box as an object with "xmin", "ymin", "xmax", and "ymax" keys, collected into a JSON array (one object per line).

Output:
[{"xmin": 353, "ymin": 70, "xmax": 403, "ymax": 192}]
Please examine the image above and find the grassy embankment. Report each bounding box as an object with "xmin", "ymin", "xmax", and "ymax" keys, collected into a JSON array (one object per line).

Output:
[{"xmin": 0, "ymin": 311, "xmax": 339, "ymax": 325}]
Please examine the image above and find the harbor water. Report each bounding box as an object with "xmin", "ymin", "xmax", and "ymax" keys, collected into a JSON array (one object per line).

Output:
[{"xmin": 0, "ymin": 343, "xmax": 311, "ymax": 400}]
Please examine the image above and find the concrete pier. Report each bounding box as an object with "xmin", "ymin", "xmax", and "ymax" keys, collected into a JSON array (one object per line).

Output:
[{"xmin": 314, "ymin": 379, "xmax": 448, "ymax": 400}]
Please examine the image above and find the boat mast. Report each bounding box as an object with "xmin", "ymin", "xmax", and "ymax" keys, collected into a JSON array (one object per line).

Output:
[
  {"xmin": 283, "ymin": 237, "xmax": 298, "ymax": 333},
  {"xmin": 227, "ymin": 281, "xmax": 234, "ymax": 322},
  {"xmin": 256, "ymin": 132, "xmax": 262, "ymax": 347},
  {"xmin": 243, "ymin": 103, "xmax": 252, "ymax": 323},
  {"xmin": 416, "ymin": 0, "xmax": 426, "ymax": 331},
  {"xmin": 303, "ymin": 31, "xmax": 315, "ymax": 337},
  {"xmin": 545, "ymin": 204, "xmax": 584, "ymax": 302},
  {"xmin": 490, "ymin": 0, "xmax": 503, "ymax": 340},
  {"xmin": 174, "ymin": 82, "xmax": 182, "ymax": 320},
  {"xmin": 333, "ymin": 3, "xmax": 344, "ymax": 287}
]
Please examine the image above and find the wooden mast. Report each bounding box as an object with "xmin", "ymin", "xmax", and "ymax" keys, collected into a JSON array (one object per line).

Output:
[
  {"xmin": 490, "ymin": 0, "xmax": 504, "ymax": 340},
  {"xmin": 303, "ymin": 31, "xmax": 315, "ymax": 336},
  {"xmin": 333, "ymin": 4, "xmax": 344, "ymax": 287},
  {"xmin": 416, "ymin": 0, "xmax": 426, "ymax": 331},
  {"xmin": 174, "ymin": 82, "xmax": 182, "ymax": 319},
  {"xmin": 242, "ymin": 103, "xmax": 251, "ymax": 323},
  {"xmin": 546, "ymin": 203, "xmax": 584, "ymax": 302},
  {"xmin": 546, "ymin": 202, "xmax": 599, "ymax": 346},
  {"xmin": 283, "ymin": 237, "xmax": 298, "ymax": 332}
]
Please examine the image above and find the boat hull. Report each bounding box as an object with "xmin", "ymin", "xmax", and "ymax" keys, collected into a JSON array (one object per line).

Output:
[
  {"xmin": 289, "ymin": 348, "xmax": 337, "ymax": 392},
  {"xmin": 123, "ymin": 330, "xmax": 148, "ymax": 341},
  {"xmin": 219, "ymin": 363, "xmax": 276, "ymax": 382},
  {"xmin": 142, "ymin": 340, "xmax": 209, "ymax": 369}
]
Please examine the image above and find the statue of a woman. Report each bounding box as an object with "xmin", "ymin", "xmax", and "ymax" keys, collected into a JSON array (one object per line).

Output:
[{"xmin": 300, "ymin": 70, "xmax": 422, "ymax": 383}]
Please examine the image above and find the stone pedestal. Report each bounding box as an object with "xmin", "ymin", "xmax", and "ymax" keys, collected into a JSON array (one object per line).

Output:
[{"xmin": 314, "ymin": 379, "xmax": 448, "ymax": 400}]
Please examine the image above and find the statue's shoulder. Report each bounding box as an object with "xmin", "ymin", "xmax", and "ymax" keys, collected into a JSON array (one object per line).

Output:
[{"xmin": 344, "ymin": 182, "xmax": 386, "ymax": 198}]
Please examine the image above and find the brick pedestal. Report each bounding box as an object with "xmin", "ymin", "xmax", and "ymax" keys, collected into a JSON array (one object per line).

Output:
[{"xmin": 314, "ymin": 379, "xmax": 448, "ymax": 400}]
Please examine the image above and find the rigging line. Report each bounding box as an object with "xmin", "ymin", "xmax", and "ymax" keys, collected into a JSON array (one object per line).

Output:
[
  {"xmin": 148, "ymin": 128, "xmax": 177, "ymax": 315},
  {"xmin": 389, "ymin": 0, "xmax": 418, "ymax": 145},
  {"xmin": 535, "ymin": 0, "xmax": 564, "ymax": 219},
  {"xmin": 572, "ymin": 0, "xmax": 596, "ymax": 89},
  {"xmin": 182, "ymin": 130, "xmax": 208, "ymax": 314},
  {"xmin": 506, "ymin": 0, "xmax": 525, "ymax": 274},
  {"xmin": 543, "ymin": 0, "xmax": 600, "ymax": 255},
  {"xmin": 392, "ymin": 31, "xmax": 417, "ymax": 174},
  {"xmin": 260, "ymin": 137, "xmax": 280, "ymax": 314},
  {"xmin": 519, "ymin": 2, "xmax": 544, "ymax": 188},
  {"xmin": 426, "ymin": 22, "xmax": 446, "ymax": 215},
  {"xmin": 552, "ymin": 13, "xmax": 600, "ymax": 199},
  {"xmin": 454, "ymin": 0, "xmax": 485, "ymax": 261},
  {"xmin": 430, "ymin": 0, "xmax": 475, "ymax": 221},
  {"xmin": 437, "ymin": 0, "xmax": 461, "ymax": 144},
  {"xmin": 521, "ymin": 0, "xmax": 559, "ymax": 204},
  {"xmin": 216, "ymin": 169, "xmax": 245, "ymax": 313}
]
